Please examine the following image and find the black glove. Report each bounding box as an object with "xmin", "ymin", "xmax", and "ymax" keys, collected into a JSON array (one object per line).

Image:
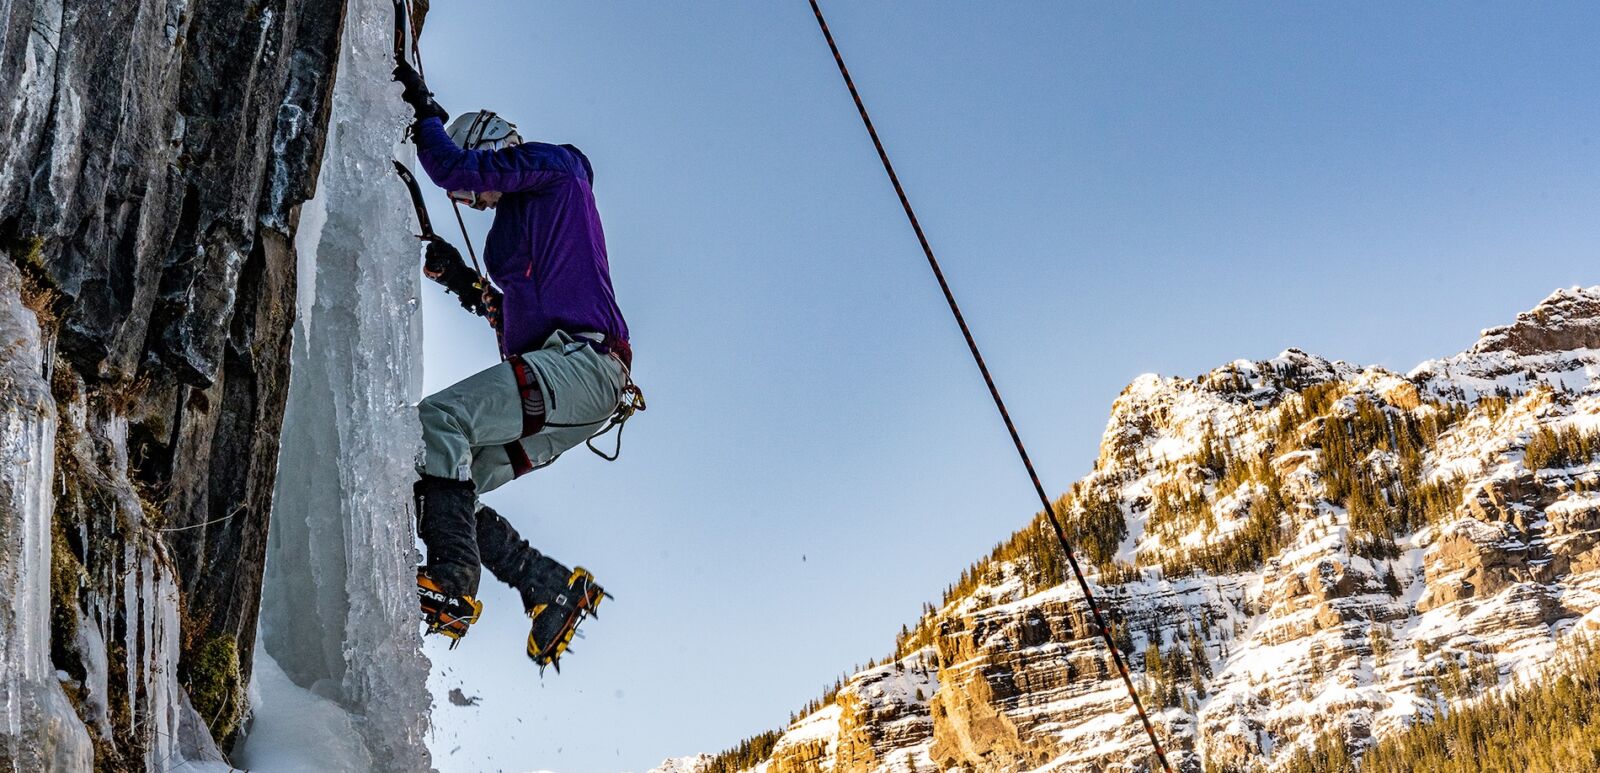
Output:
[
  {"xmin": 392, "ymin": 61, "xmax": 448, "ymax": 122},
  {"xmin": 423, "ymin": 240, "xmax": 489, "ymax": 316},
  {"xmin": 423, "ymin": 238, "xmax": 464, "ymax": 280}
]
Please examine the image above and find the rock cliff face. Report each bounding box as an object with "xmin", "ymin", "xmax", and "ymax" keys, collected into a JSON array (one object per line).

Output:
[
  {"xmin": 683, "ymin": 287, "xmax": 1600, "ymax": 773},
  {"xmin": 1, "ymin": 1, "xmax": 349, "ymax": 769},
  {"xmin": 764, "ymin": 652, "xmax": 940, "ymax": 773},
  {"xmin": 1471, "ymin": 286, "xmax": 1600, "ymax": 357}
]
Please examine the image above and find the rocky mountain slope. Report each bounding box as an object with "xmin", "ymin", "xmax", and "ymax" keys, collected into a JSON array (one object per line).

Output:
[{"xmin": 678, "ymin": 287, "xmax": 1600, "ymax": 773}]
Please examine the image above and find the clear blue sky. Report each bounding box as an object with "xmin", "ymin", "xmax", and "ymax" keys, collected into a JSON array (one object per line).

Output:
[{"xmin": 408, "ymin": 3, "xmax": 1599, "ymax": 770}]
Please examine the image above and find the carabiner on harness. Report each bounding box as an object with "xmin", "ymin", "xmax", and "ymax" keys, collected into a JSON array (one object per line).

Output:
[{"xmin": 585, "ymin": 382, "xmax": 646, "ymax": 462}]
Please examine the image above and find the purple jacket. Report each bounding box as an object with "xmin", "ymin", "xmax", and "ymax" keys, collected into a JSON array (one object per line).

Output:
[{"xmin": 415, "ymin": 117, "xmax": 629, "ymax": 358}]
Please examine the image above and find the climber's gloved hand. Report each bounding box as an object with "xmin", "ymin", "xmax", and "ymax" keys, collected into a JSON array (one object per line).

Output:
[
  {"xmin": 423, "ymin": 238, "xmax": 464, "ymax": 280},
  {"xmin": 393, "ymin": 61, "xmax": 449, "ymax": 123},
  {"xmin": 424, "ymin": 239, "xmax": 494, "ymax": 317}
]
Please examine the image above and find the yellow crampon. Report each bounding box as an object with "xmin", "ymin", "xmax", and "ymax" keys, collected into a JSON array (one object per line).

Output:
[
  {"xmin": 526, "ymin": 567, "xmax": 607, "ymax": 673},
  {"xmin": 417, "ymin": 572, "xmax": 483, "ymax": 646}
]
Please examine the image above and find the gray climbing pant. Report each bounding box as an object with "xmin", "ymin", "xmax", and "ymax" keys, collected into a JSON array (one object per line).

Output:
[{"xmin": 417, "ymin": 330, "xmax": 627, "ymax": 494}]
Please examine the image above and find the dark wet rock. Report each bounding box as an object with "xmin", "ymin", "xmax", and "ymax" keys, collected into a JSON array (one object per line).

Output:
[{"xmin": 1, "ymin": 0, "xmax": 350, "ymax": 765}]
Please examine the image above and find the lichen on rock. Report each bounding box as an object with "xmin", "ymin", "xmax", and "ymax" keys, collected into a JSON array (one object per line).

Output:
[{"xmin": 184, "ymin": 634, "xmax": 245, "ymax": 743}]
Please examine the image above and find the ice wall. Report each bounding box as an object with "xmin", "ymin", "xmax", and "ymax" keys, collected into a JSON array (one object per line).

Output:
[
  {"xmin": 244, "ymin": 0, "xmax": 432, "ymax": 769},
  {"xmin": 0, "ymin": 260, "xmax": 91, "ymax": 772},
  {"xmin": 235, "ymin": 0, "xmax": 432, "ymax": 768}
]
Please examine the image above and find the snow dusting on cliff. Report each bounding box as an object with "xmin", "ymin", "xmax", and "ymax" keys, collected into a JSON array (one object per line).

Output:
[{"xmin": 665, "ymin": 287, "xmax": 1600, "ymax": 773}]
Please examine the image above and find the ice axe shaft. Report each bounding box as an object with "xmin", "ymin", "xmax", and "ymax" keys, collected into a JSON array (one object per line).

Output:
[
  {"xmin": 389, "ymin": 0, "xmax": 496, "ymax": 351},
  {"xmin": 393, "ymin": 0, "xmax": 427, "ymax": 74},
  {"xmin": 391, "ymin": 0, "xmax": 406, "ymax": 63},
  {"xmin": 393, "ymin": 164, "xmax": 486, "ymax": 280},
  {"xmin": 393, "ymin": 159, "xmax": 485, "ymax": 280},
  {"xmin": 393, "ymin": 160, "xmax": 499, "ymax": 346},
  {"xmin": 392, "ymin": 161, "xmax": 435, "ymax": 241}
]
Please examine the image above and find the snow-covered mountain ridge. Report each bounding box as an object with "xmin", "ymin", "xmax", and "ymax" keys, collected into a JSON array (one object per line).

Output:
[{"xmin": 668, "ymin": 286, "xmax": 1600, "ymax": 773}]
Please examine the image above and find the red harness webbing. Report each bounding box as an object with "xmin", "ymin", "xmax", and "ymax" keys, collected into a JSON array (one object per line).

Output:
[{"xmin": 504, "ymin": 358, "xmax": 546, "ymax": 479}]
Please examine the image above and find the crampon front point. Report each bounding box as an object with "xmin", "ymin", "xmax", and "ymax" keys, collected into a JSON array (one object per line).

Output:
[
  {"xmin": 417, "ymin": 572, "xmax": 483, "ymax": 645},
  {"xmin": 526, "ymin": 567, "xmax": 609, "ymax": 673}
]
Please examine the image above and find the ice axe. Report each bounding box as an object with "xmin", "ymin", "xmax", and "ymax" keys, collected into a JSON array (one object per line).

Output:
[
  {"xmin": 392, "ymin": 160, "xmax": 436, "ymax": 243},
  {"xmin": 392, "ymin": 160, "xmax": 490, "ymax": 304},
  {"xmin": 392, "ymin": 0, "xmax": 419, "ymax": 70},
  {"xmin": 390, "ymin": 0, "xmax": 495, "ymax": 333},
  {"xmin": 393, "ymin": 160, "xmax": 501, "ymax": 333},
  {"xmin": 388, "ymin": 0, "xmax": 439, "ymax": 249}
]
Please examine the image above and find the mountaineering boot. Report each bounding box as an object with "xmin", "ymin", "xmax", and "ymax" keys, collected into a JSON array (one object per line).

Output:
[
  {"xmin": 474, "ymin": 505, "xmax": 608, "ymax": 671},
  {"xmin": 415, "ymin": 475, "xmax": 483, "ymax": 640},
  {"xmin": 524, "ymin": 566, "xmax": 607, "ymax": 672},
  {"xmin": 416, "ymin": 570, "xmax": 483, "ymax": 642}
]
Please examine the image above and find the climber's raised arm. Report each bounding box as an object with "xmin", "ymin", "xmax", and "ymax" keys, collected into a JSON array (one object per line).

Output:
[
  {"xmin": 413, "ymin": 117, "xmax": 578, "ymax": 197},
  {"xmin": 393, "ymin": 61, "xmax": 574, "ymax": 197}
]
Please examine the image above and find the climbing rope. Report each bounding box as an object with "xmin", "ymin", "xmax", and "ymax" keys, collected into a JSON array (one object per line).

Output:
[
  {"xmin": 804, "ymin": 3, "xmax": 1174, "ymax": 770},
  {"xmin": 446, "ymin": 193, "xmax": 486, "ymax": 281}
]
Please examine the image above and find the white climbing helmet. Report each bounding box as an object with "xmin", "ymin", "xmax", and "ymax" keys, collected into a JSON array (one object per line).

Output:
[
  {"xmin": 447, "ymin": 110, "xmax": 522, "ymax": 151},
  {"xmin": 445, "ymin": 110, "xmax": 523, "ymax": 206}
]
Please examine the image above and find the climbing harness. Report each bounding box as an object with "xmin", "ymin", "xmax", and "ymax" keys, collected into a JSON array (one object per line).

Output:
[
  {"xmin": 502, "ymin": 335, "xmax": 647, "ymax": 478},
  {"xmin": 508, "ymin": 358, "xmax": 549, "ymax": 439},
  {"xmin": 502, "ymin": 357, "xmax": 547, "ymax": 479},
  {"xmin": 805, "ymin": 3, "xmax": 1174, "ymax": 771}
]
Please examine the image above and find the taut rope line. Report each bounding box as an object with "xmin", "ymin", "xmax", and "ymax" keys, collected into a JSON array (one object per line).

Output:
[{"xmin": 804, "ymin": 3, "xmax": 1174, "ymax": 770}]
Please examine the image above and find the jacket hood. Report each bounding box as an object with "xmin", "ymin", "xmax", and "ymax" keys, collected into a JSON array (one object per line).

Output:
[{"xmin": 561, "ymin": 144, "xmax": 594, "ymax": 183}]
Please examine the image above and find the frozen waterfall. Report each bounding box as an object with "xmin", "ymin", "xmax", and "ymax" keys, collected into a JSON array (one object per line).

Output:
[
  {"xmin": 238, "ymin": 0, "xmax": 432, "ymax": 769},
  {"xmin": 0, "ymin": 261, "xmax": 93, "ymax": 773}
]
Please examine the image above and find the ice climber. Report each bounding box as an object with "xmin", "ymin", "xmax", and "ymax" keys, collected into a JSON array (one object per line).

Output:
[{"xmin": 393, "ymin": 61, "xmax": 634, "ymax": 671}]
